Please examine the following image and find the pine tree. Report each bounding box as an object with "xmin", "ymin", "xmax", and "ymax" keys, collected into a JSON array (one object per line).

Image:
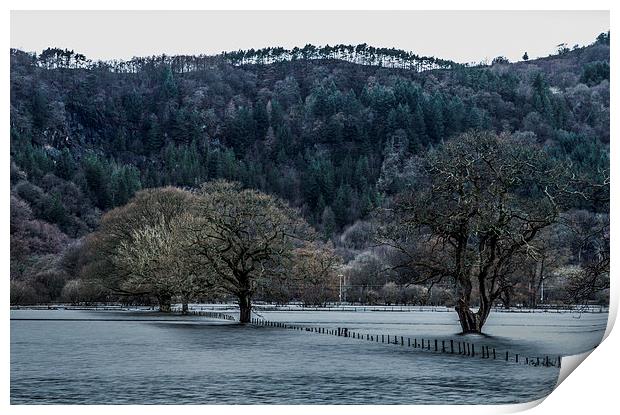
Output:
[{"xmin": 55, "ymin": 148, "xmax": 76, "ymax": 180}]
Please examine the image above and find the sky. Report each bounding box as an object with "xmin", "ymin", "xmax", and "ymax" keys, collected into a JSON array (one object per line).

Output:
[{"xmin": 10, "ymin": 10, "xmax": 610, "ymax": 64}]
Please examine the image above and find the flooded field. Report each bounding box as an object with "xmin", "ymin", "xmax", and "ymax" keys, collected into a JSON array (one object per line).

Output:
[{"xmin": 10, "ymin": 309, "xmax": 607, "ymax": 404}]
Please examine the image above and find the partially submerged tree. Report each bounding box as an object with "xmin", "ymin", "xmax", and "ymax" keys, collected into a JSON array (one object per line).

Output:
[
  {"xmin": 378, "ymin": 131, "xmax": 575, "ymax": 333},
  {"xmin": 185, "ymin": 180, "xmax": 312, "ymax": 323},
  {"xmin": 115, "ymin": 212, "xmax": 213, "ymax": 314},
  {"xmin": 80, "ymin": 187, "xmax": 194, "ymax": 311}
]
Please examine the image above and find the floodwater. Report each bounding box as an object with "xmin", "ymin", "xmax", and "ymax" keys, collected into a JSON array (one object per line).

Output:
[{"xmin": 10, "ymin": 309, "xmax": 607, "ymax": 405}]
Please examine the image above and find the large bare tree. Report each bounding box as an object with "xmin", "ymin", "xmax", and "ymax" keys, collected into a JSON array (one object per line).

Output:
[
  {"xmin": 185, "ymin": 180, "xmax": 311, "ymax": 323},
  {"xmin": 115, "ymin": 212, "xmax": 213, "ymax": 314},
  {"xmin": 377, "ymin": 131, "xmax": 574, "ymax": 333},
  {"xmin": 80, "ymin": 187, "xmax": 194, "ymax": 311}
]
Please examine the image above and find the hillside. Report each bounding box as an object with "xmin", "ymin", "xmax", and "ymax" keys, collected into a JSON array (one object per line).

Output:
[{"xmin": 9, "ymin": 35, "xmax": 610, "ymax": 302}]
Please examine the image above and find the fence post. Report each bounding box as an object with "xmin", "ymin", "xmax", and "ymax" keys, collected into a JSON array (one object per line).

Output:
[
  {"xmin": 434, "ymin": 339, "xmax": 438, "ymax": 351},
  {"xmin": 516, "ymin": 354, "xmax": 519, "ymax": 363},
  {"xmin": 442, "ymin": 340, "xmax": 445, "ymax": 353},
  {"xmin": 450, "ymin": 340, "xmax": 454, "ymax": 354},
  {"xmin": 408, "ymin": 338, "xmax": 411, "ymax": 347},
  {"xmin": 493, "ymin": 348, "xmax": 496, "ymax": 359}
]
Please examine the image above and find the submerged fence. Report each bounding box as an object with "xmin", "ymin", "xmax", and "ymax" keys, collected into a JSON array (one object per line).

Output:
[
  {"xmin": 181, "ymin": 309, "xmax": 237, "ymax": 321},
  {"xmin": 171, "ymin": 308, "xmax": 561, "ymax": 369},
  {"xmin": 249, "ymin": 317, "xmax": 561, "ymax": 369}
]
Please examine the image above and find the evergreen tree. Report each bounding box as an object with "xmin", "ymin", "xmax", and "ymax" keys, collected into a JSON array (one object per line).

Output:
[{"xmin": 55, "ymin": 148, "xmax": 76, "ymax": 180}]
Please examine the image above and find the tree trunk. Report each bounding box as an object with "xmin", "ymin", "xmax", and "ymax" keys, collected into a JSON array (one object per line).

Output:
[
  {"xmin": 181, "ymin": 302, "xmax": 189, "ymax": 315},
  {"xmin": 157, "ymin": 292, "xmax": 172, "ymax": 313},
  {"xmin": 455, "ymin": 300, "xmax": 490, "ymax": 334},
  {"xmin": 238, "ymin": 292, "xmax": 252, "ymax": 323}
]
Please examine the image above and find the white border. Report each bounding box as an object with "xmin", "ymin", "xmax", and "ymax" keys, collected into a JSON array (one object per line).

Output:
[{"xmin": 3, "ymin": 2, "xmax": 617, "ymax": 414}]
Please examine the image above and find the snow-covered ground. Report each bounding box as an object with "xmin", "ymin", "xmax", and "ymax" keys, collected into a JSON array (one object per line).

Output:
[{"xmin": 10, "ymin": 308, "xmax": 606, "ymax": 404}]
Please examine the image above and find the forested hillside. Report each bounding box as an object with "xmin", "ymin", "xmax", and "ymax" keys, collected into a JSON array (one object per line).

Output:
[{"xmin": 10, "ymin": 34, "xmax": 610, "ymax": 304}]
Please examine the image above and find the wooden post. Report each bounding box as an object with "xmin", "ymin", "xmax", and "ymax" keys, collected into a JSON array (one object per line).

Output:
[
  {"xmin": 458, "ymin": 342, "xmax": 462, "ymax": 354},
  {"xmin": 414, "ymin": 338, "xmax": 418, "ymax": 348},
  {"xmin": 450, "ymin": 340, "xmax": 454, "ymax": 354},
  {"xmin": 493, "ymin": 348, "xmax": 496, "ymax": 359},
  {"xmin": 516, "ymin": 354, "xmax": 519, "ymax": 363},
  {"xmin": 401, "ymin": 336, "xmax": 404, "ymax": 346},
  {"xmin": 442, "ymin": 340, "xmax": 445, "ymax": 353},
  {"xmin": 471, "ymin": 344, "xmax": 475, "ymax": 357},
  {"xmin": 382, "ymin": 334, "xmax": 385, "ymax": 343},
  {"xmin": 408, "ymin": 338, "xmax": 411, "ymax": 347},
  {"xmin": 427, "ymin": 340, "xmax": 430, "ymax": 350},
  {"xmin": 434, "ymin": 339, "xmax": 438, "ymax": 351},
  {"xmin": 506, "ymin": 351, "xmax": 509, "ymax": 361},
  {"xmin": 537, "ymin": 357, "xmax": 540, "ymax": 366}
]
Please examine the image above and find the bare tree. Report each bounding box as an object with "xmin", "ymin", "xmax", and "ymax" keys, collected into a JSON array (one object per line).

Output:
[
  {"xmin": 185, "ymin": 180, "xmax": 311, "ymax": 323},
  {"xmin": 564, "ymin": 212, "xmax": 609, "ymax": 306},
  {"xmin": 80, "ymin": 187, "xmax": 194, "ymax": 311},
  {"xmin": 115, "ymin": 212, "xmax": 214, "ymax": 314},
  {"xmin": 377, "ymin": 131, "xmax": 573, "ymax": 333},
  {"xmin": 292, "ymin": 242, "xmax": 341, "ymax": 306}
]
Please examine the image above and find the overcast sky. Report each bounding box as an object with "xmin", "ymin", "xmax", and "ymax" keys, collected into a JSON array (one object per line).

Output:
[{"xmin": 11, "ymin": 10, "xmax": 610, "ymax": 63}]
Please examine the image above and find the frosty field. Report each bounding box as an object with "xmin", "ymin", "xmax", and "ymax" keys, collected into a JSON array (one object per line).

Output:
[{"xmin": 10, "ymin": 309, "xmax": 607, "ymax": 404}]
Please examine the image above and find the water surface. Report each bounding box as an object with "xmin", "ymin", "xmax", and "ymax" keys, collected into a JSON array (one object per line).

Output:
[{"xmin": 11, "ymin": 309, "xmax": 605, "ymax": 404}]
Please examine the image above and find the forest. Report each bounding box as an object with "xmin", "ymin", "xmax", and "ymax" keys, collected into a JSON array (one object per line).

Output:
[{"xmin": 9, "ymin": 33, "xmax": 610, "ymax": 330}]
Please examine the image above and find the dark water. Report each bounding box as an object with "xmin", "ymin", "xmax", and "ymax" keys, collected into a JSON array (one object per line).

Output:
[{"xmin": 11, "ymin": 309, "xmax": 606, "ymax": 404}]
